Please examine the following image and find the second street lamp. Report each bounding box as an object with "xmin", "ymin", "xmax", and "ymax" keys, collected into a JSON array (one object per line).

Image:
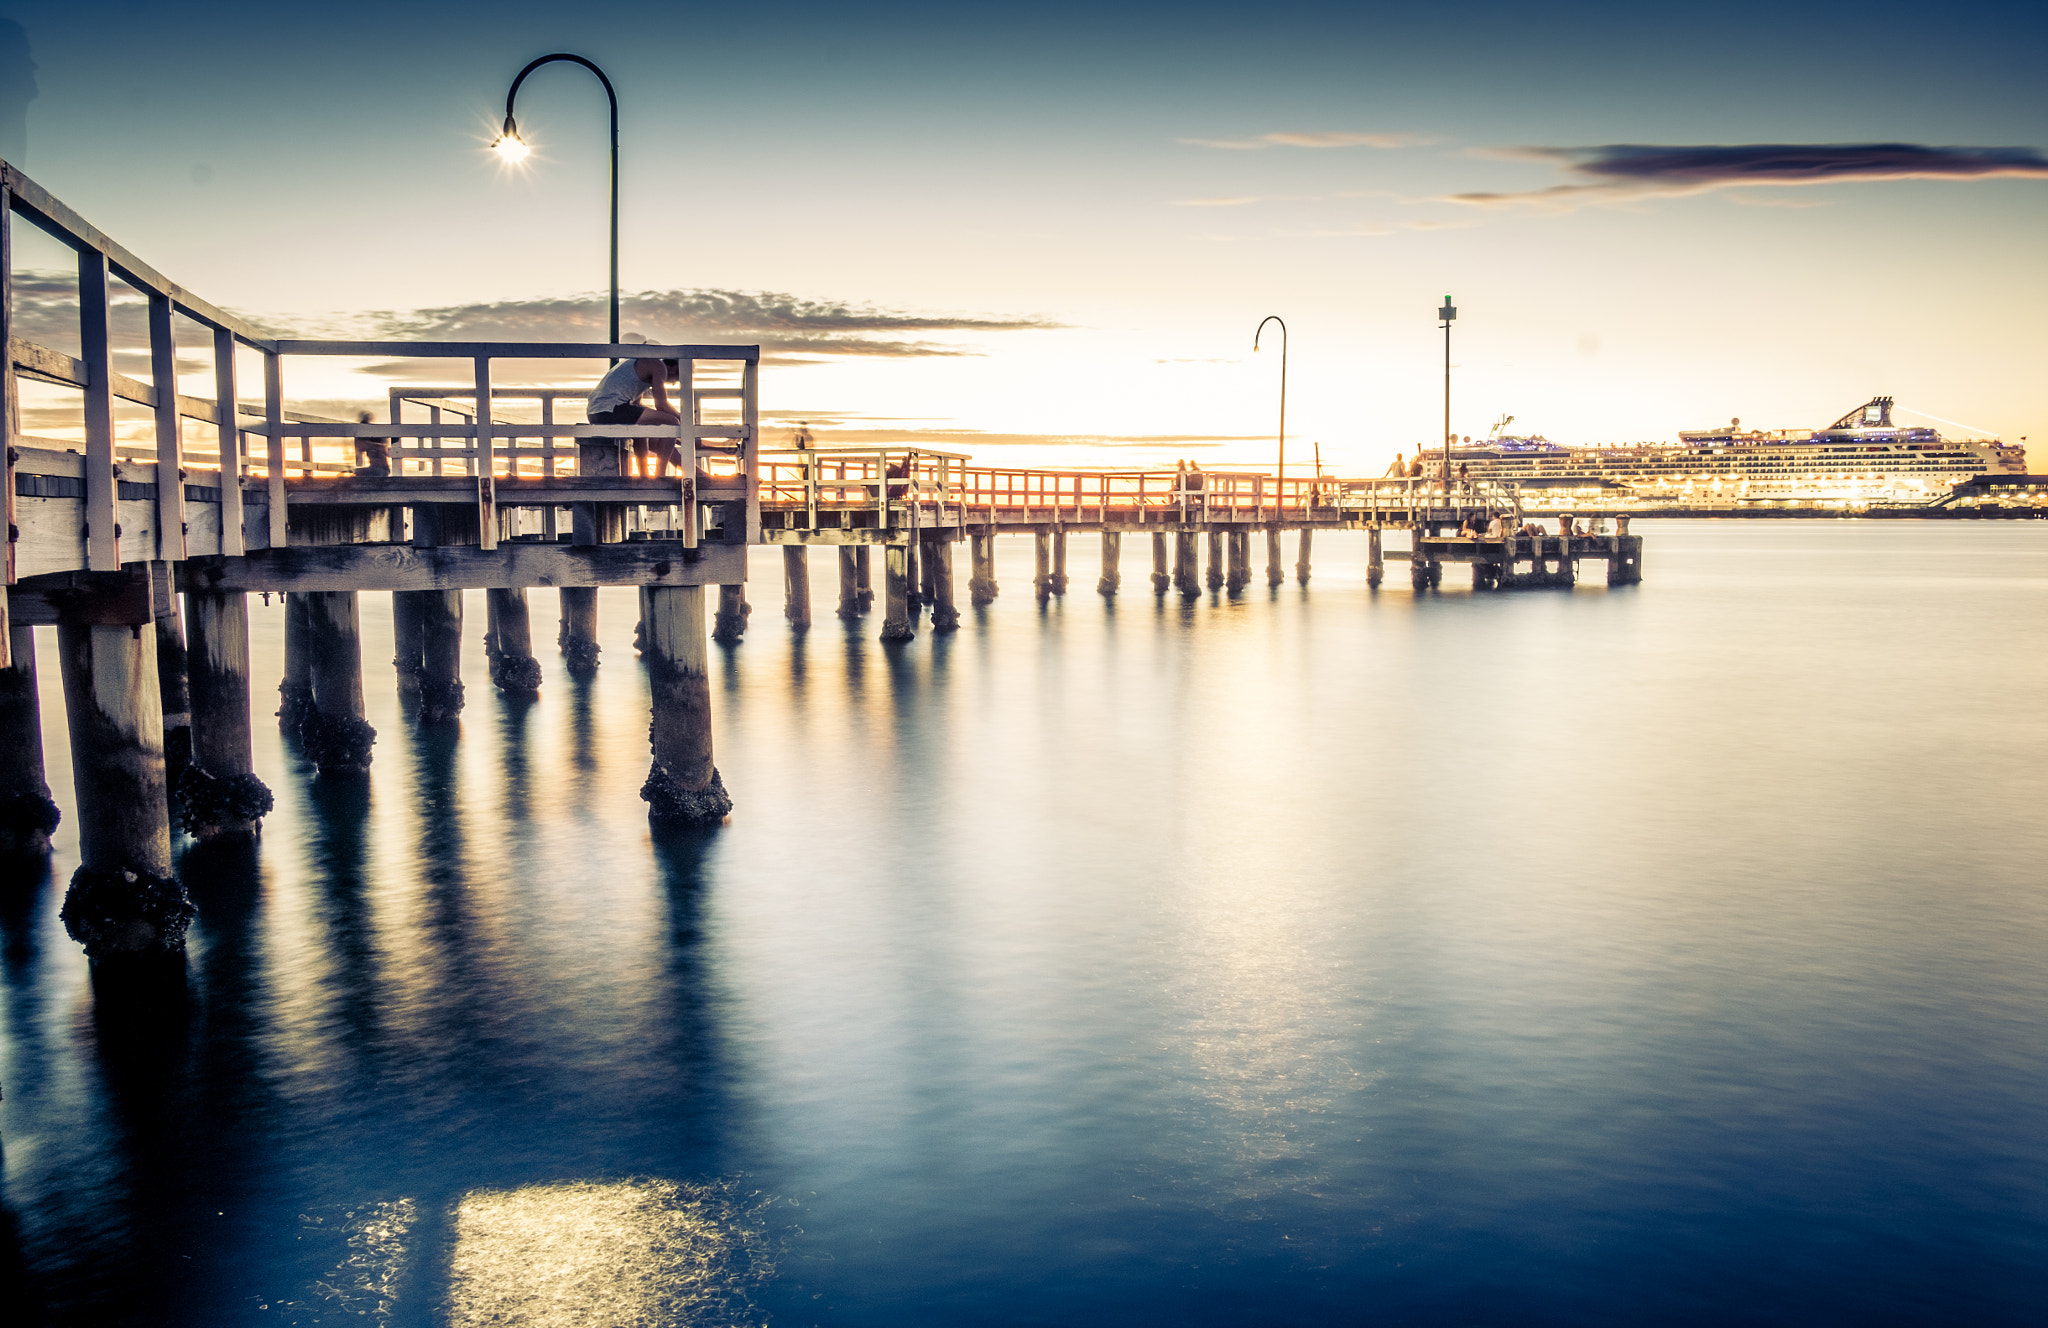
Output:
[
  {"xmin": 1254, "ymin": 315, "xmax": 1287, "ymax": 518},
  {"xmin": 1439, "ymin": 295, "xmax": 1456, "ymax": 512},
  {"xmin": 492, "ymin": 53, "xmax": 622, "ymax": 347}
]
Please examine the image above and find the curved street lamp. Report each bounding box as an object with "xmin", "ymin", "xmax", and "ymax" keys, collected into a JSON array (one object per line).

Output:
[
  {"xmin": 1439, "ymin": 295, "xmax": 1457, "ymax": 508},
  {"xmin": 1253, "ymin": 315, "xmax": 1287, "ymax": 515},
  {"xmin": 492, "ymin": 53, "xmax": 621, "ymax": 346}
]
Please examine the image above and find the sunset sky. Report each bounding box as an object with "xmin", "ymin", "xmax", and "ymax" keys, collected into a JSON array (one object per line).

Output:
[{"xmin": 5, "ymin": 0, "xmax": 2045, "ymax": 472}]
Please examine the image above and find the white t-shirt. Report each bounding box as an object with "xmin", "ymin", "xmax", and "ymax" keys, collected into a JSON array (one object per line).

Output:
[{"xmin": 588, "ymin": 360, "xmax": 649, "ymax": 415}]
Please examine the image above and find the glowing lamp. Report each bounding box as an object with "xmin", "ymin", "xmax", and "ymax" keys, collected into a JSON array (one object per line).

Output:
[{"xmin": 492, "ymin": 117, "xmax": 530, "ymax": 162}]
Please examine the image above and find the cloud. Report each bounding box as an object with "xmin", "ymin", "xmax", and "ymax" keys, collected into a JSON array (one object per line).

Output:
[
  {"xmin": 1446, "ymin": 142, "xmax": 2048, "ymax": 210},
  {"xmin": 1170, "ymin": 196, "xmax": 1264, "ymax": 207},
  {"xmin": 346, "ymin": 289, "xmax": 1057, "ymax": 366},
  {"xmin": 1177, "ymin": 131, "xmax": 1430, "ymax": 151}
]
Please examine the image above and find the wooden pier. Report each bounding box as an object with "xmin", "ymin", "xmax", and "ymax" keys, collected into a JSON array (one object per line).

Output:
[{"xmin": 0, "ymin": 160, "xmax": 1641, "ymax": 967}]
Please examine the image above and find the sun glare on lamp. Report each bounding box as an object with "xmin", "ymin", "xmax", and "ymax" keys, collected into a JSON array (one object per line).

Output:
[{"xmin": 492, "ymin": 116, "xmax": 530, "ymax": 163}]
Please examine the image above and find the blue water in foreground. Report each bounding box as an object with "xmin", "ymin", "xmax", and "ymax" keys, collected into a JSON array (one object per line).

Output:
[{"xmin": 3, "ymin": 520, "xmax": 2046, "ymax": 1326}]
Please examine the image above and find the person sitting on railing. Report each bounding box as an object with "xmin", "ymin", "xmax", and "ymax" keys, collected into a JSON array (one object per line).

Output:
[
  {"xmin": 1407, "ymin": 457, "xmax": 1425, "ymax": 479},
  {"xmin": 1484, "ymin": 512, "xmax": 1510, "ymax": 539},
  {"xmin": 586, "ymin": 356, "xmax": 736, "ymax": 480},
  {"xmin": 354, "ymin": 411, "xmax": 391, "ymax": 478},
  {"xmin": 1385, "ymin": 453, "xmax": 1406, "ymax": 477}
]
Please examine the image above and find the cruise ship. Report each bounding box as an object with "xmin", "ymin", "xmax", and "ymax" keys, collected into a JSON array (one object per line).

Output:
[{"xmin": 1431, "ymin": 397, "xmax": 2026, "ymax": 511}]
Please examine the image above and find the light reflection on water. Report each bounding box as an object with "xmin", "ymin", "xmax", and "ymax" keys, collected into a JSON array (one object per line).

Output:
[{"xmin": 2, "ymin": 521, "xmax": 2046, "ymax": 1326}]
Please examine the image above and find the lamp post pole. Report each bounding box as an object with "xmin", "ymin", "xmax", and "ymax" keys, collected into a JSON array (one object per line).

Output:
[
  {"xmin": 1439, "ymin": 296, "xmax": 1456, "ymax": 516},
  {"xmin": 495, "ymin": 54, "xmax": 620, "ymax": 347},
  {"xmin": 1254, "ymin": 316, "xmax": 1287, "ymax": 517}
]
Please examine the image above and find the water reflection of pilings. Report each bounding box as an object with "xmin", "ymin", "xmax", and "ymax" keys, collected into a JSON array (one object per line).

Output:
[
  {"xmin": 495, "ymin": 690, "xmax": 536, "ymax": 821},
  {"xmin": 304, "ymin": 774, "xmax": 384, "ymax": 1055}
]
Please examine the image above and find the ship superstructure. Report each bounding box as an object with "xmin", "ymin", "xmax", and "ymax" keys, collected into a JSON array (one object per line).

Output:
[{"xmin": 1433, "ymin": 397, "xmax": 2025, "ymax": 510}]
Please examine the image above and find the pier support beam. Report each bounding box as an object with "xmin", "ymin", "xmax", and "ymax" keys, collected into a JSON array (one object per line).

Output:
[
  {"xmin": 713, "ymin": 584, "xmax": 750, "ymax": 643},
  {"xmin": 557, "ymin": 587, "xmax": 601, "ymax": 675},
  {"xmin": 391, "ymin": 589, "xmax": 424, "ymax": 701},
  {"xmin": 1051, "ymin": 531, "xmax": 1069, "ymax": 595},
  {"xmin": 783, "ymin": 546, "xmax": 812, "ymax": 630},
  {"xmin": 1098, "ymin": 532, "xmax": 1121, "ymax": 596},
  {"xmin": 55, "ymin": 619, "xmax": 189, "ymax": 961},
  {"xmin": 417, "ymin": 591, "xmax": 465, "ymax": 723},
  {"xmin": 969, "ymin": 533, "xmax": 999, "ymax": 606},
  {"xmin": 1225, "ymin": 530, "xmax": 1248, "ymax": 593},
  {"xmin": 1266, "ymin": 527, "xmax": 1285, "ymax": 588},
  {"xmin": 906, "ymin": 541, "xmax": 923, "ymax": 614},
  {"xmin": 301, "ymin": 592, "xmax": 374, "ymax": 774},
  {"xmin": 880, "ymin": 544, "xmax": 915, "ymax": 641},
  {"xmin": 279, "ymin": 592, "xmax": 314, "ymax": 733},
  {"xmin": 1, "ymin": 625, "xmax": 61, "ymax": 856},
  {"xmin": 929, "ymin": 540, "xmax": 960, "ymax": 632},
  {"xmin": 1367, "ymin": 529, "xmax": 1384, "ymax": 589},
  {"xmin": 1151, "ymin": 533, "xmax": 1170, "ymax": 594},
  {"xmin": 1173, "ymin": 532, "xmax": 1200, "ymax": 598},
  {"xmin": 1034, "ymin": 533, "xmax": 1054, "ymax": 603},
  {"xmin": 856, "ymin": 546, "xmax": 874, "ymax": 612},
  {"xmin": 154, "ymin": 583, "xmax": 191, "ymax": 782},
  {"xmin": 1205, "ymin": 532, "xmax": 1225, "ymax": 591},
  {"xmin": 640, "ymin": 585, "xmax": 731, "ymax": 826},
  {"xmin": 837, "ymin": 547, "xmax": 863, "ymax": 619},
  {"xmin": 486, "ymin": 588, "xmax": 543, "ymax": 692},
  {"xmin": 180, "ymin": 591, "xmax": 273, "ymax": 839},
  {"xmin": 1295, "ymin": 528, "xmax": 1313, "ymax": 585}
]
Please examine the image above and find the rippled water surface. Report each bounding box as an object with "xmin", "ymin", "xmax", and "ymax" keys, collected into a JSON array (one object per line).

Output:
[{"xmin": 4, "ymin": 520, "xmax": 2046, "ymax": 1326}]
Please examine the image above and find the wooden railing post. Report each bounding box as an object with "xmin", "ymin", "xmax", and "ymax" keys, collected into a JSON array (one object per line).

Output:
[
  {"xmin": 79, "ymin": 249, "xmax": 120, "ymax": 570},
  {"xmin": 474, "ymin": 356, "xmax": 497, "ymax": 550},
  {"xmin": 264, "ymin": 350, "xmax": 287, "ymax": 548},
  {"xmin": 149, "ymin": 294, "xmax": 188, "ymax": 563},
  {"xmin": 740, "ymin": 355, "xmax": 760, "ymax": 543},
  {"xmin": 1, "ymin": 180, "xmax": 14, "ymax": 594},
  {"xmin": 214, "ymin": 328, "xmax": 245, "ymax": 555}
]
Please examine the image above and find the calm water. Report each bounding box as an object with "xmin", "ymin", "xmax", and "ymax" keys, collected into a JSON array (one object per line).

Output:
[{"xmin": 3, "ymin": 520, "xmax": 2045, "ymax": 1326}]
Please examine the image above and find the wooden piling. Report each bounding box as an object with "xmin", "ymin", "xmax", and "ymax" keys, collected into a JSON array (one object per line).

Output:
[
  {"xmin": 929, "ymin": 539, "xmax": 960, "ymax": 632},
  {"xmin": 391, "ymin": 589, "xmax": 425, "ymax": 699},
  {"xmin": 1034, "ymin": 533, "xmax": 1053, "ymax": 602},
  {"xmin": 55, "ymin": 619, "xmax": 190, "ymax": 961},
  {"xmin": 837, "ymin": 547, "xmax": 863, "ymax": 619},
  {"xmin": 907, "ymin": 540, "xmax": 924, "ymax": 613},
  {"xmin": 154, "ymin": 583, "xmax": 192, "ymax": 781},
  {"xmin": 881, "ymin": 544, "xmax": 915, "ymax": 641},
  {"xmin": 417, "ymin": 590, "xmax": 465, "ymax": 723},
  {"xmin": 1295, "ymin": 528, "xmax": 1313, "ymax": 585},
  {"xmin": 917, "ymin": 539, "xmax": 936, "ymax": 614},
  {"xmin": 1225, "ymin": 530, "xmax": 1248, "ymax": 593},
  {"xmin": 1151, "ymin": 533, "xmax": 1170, "ymax": 594},
  {"xmin": 1266, "ymin": 527, "xmax": 1285, "ymax": 587},
  {"xmin": 279, "ymin": 592, "xmax": 313, "ymax": 732},
  {"xmin": 1205, "ymin": 531, "xmax": 1225, "ymax": 591},
  {"xmin": 640, "ymin": 584, "xmax": 731, "ymax": 825},
  {"xmin": 1367, "ymin": 528, "xmax": 1384, "ymax": 589},
  {"xmin": 856, "ymin": 545, "xmax": 875, "ymax": 611},
  {"xmin": 0, "ymin": 624, "xmax": 61, "ymax": 855},
  {"xmin": 969, "ymin": 532, "xmax": 999, "ymax": 606},
  {"xmin": 713, "ymin": 584, "xmax": 750, "ymax": 643},
  {"xmin": 485, "ymin": 587, "xmax": 543, "ymax": 692},
  {"xmin": 1173, "ymin": 532, "xmax": 1200, "ymax": 598},
  {"xmin": 180, "ymin": 591, "xmax": 273, "ymax": 839},
  {"xmin": 1051, "ymin": 531, "xmax": 1069, "ymax": 595},
  {"xmin": 783, "ymin": 546, "xmax": 812, "ymax": 630},
  {"xmin": 300, "ymin": 591, "xmax": 375, "ymax": 774},
  {"xmin": 557, "ymin": 587, "xmax": 602, "ymax": 674},
  {"xmin": 1098, "ymin": 531, "xmax": 1121, "ymax": 596}
]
